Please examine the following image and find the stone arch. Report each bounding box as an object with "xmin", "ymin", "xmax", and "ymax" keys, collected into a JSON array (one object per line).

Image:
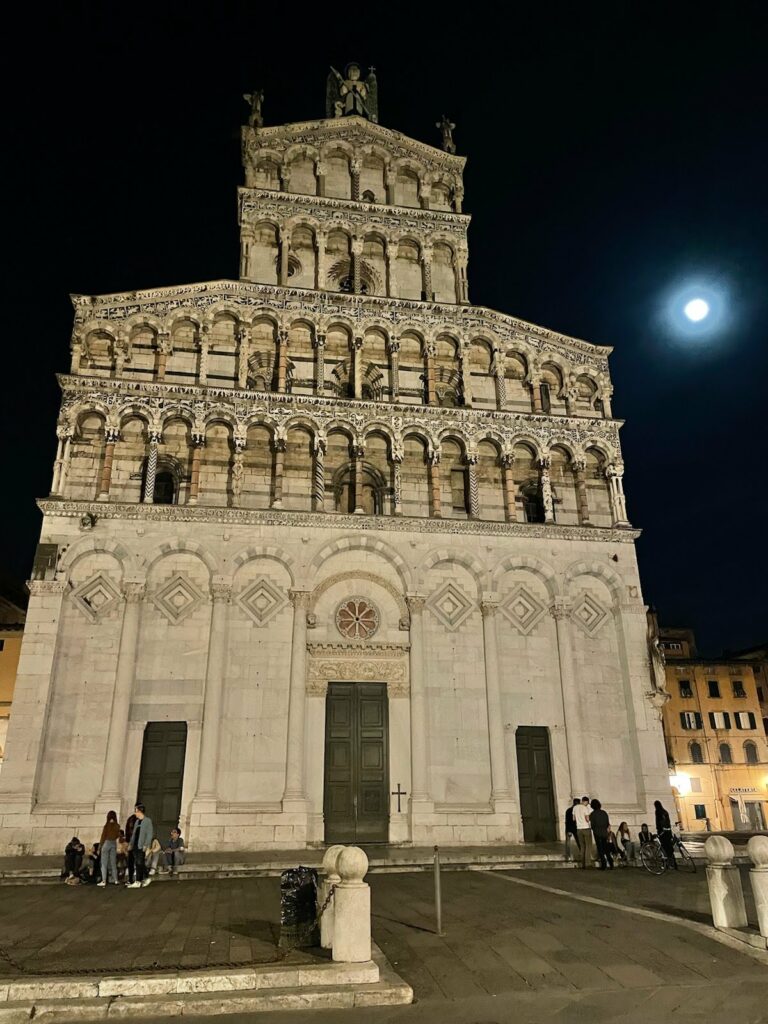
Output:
[
  {"xmin": 308, "ymin": 535, "xmax": 412, "ymax": 592},
  {"xmin": 142, "ymin": 539, "xmax": 219, "ymax": 577},
  {"xmin": 563, "ymin": 560, "xmax": 624, "ymax": 604},
  {"xmin": 59, "ymin": 536, "xmax": 139, "ymax": 575},
  {"xmin": 491, "ymin": 554, "xmax": 559, "ymax": 599},
  {"xmin": 418, "ymin": 548, "xmax": 488, "ymax": 593},
  {"xmin": 230, "ymin": 544, "xmax": 295, "ymax": 585},
  {"xmin": 310, "ymin": 570, "xmax": 407, "ymax": 621}
]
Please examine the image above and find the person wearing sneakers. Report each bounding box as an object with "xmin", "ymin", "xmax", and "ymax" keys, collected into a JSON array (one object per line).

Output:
[
  {"xmin": 127, "ymin": 803, "xmax": 154, "ymax": 888},
  {"xmin": 97, "ymin": 810, "xmax": 121, "ymax": 887}
]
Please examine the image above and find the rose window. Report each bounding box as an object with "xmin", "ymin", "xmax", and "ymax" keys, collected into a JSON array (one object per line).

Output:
[{"xmin": 336, "ymin": 598, "xmax": 379, "ymax": 640}]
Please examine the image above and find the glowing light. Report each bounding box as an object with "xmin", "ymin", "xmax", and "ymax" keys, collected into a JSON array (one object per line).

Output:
[
  {"xmin": 670, "ymin": 773, "xmax": 691, "ymax": 795},
  {"xmin": 684, "ymin": 298, "xmax": 710, "ymax": 322}
]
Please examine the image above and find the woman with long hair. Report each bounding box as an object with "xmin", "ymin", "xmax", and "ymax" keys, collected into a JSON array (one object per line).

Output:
[{"xmin": 98, "ymin": 810, "xmax": 121, "ymax": 887}]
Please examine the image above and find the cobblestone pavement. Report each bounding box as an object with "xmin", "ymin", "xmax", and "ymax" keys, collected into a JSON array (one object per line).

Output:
[{"xmin": 1, "ymin": 871, "xmax": 766, "ymax": 1021}]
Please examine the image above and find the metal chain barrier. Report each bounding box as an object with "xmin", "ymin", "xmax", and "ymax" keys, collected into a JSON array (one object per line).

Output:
[{"xmin": 316, "ymin": 882, "xmax": 336, "ymax": 924}]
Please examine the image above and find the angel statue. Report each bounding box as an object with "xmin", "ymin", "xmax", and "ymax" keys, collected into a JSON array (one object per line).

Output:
[
  {"xmin": 436, "ymin": 114, "xmax": 456, "ymax": 154},
  {"xmin": 243, "ymin": 88, "xmax": 264, "ymax": 128},
  {"xmin": 326, "ymin": 64, "xmax": 378, "ymax": 123}
]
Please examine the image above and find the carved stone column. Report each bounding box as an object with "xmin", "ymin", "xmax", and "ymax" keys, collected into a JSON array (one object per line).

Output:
[
  {"xmin": 428, "ymin": 450, "xmax": 442, "ymax": 518},
  {"xmin": 155, "ymin": 330, "xmax": 171, "ymax": 380},
  {"xmin": 493, "ymin": 351, "xmax": 507, "ymax": 410},
  {"xmin": 97, "ymin": 427, "xmax": 120, "ymax": 501},
  {"xmin": 480, "ymin": 598, "xmax": 512, "ymax": 804},
  {"xmin": 237, "ymin": 326, "xmax": 251, "ymax": 388},
  {"xmin": 387, "ymin": 337, "xmax": 400, "ymax": 400},
  {"xmin": 540, "ymin": 456, "xmax": 555, "ymax": 524},
  {"xmin": 607, "ymin": 465, "xmax": 629, "ymax": 525},
  {"xmin": 352, "ymin": 444, "xmax": 365, "ymax": 514},
  {"xmin": 188, "ymin": 433, "xmax": 205, "ymax": 505},
  {"xmin": 551, "ymin": 598, "xmax": 587, "ymax": 795},
  {"xmin": 421, "ymin": 244, "xmax": 433, "ymax": 300},
  {"xmin": 316, "ymin": 161, "xmax": 326, "ymax": 198},
  {"xmin": 573, "ymin": 459, "xmax": 591, "ymax": 525},
  {"xmin": 279, "ymin": 227, "xmax": 290, "ymax": 286},
  {"xmin": 230, "ymin": 438, "xmax": 245, "ymax": 507},
  {"xmin": 353, "ymin": 335, "xmax": 364, "ymax": 399},
  {"xmin": 314, "ymin": 332, "xmax": 326, "ymax": 395},
  {"xmin": 283, "ymin": 589, "xmax": 311, "ymax": 806},
  {"xmin": 466, "ymin": 454, "xmax": 480, "ymax": 519},
  {"xmin": 51, "ymin": 427, "xmax": 74, "ymax": 496},
  {"xmin": 419, "ymin": 179, "xmax": 431, "ymax": 209},
  {"xmin": 351, "ymin": 237, "xmax": 363, "ymax": 295},
  {"xmin": 501, "ymin": 454, "xmax": 518, "ymax": 523},
  {"xmin": 350, "ymin": 159, "xmax": 361, "ymax": 202},
  {"xmin": 406, "ymin": 595, "xmax": 431, "ymax": 805},
  {"xmin": 454, "ymin": 184, "xmax": 464, "ymax": 214},
  {"xmin": 313, "ymin": 437, "xmax": 326, "ymax": 512},
  {"xmin": 239, "ymin": 231, "xmax": 252, "ymax": 279},
  {"xmin": 385, "ymin": 242, "xmax": 396, "ymax": 298},
  {"xmin": 602, "ymin": 387, "xmax": 613, "ymax": 418},
  {"xmin": 194, "ymin": 580, "xmax": 232, "ymax": 804},
  {"xmin": 198, "ymin": 331, "xmax": 210, "ymax": 386},
  {"xmin": 456, "ymin": 247, "xmax": 469, "ymax": 302},
  {"xmin": 392, "ymin": 452, "xmax": 403, "ymax": 516},
  {"xmin": 316, "ymin": 229, "xmax": 327, "ymax": 289},
  {"xmin": 272, "ymin": 437, "xmax": 286, "ymax": 508},
  {"xmin": 530, "ymin": 376, "xmax": 543, "ymax": 414},
  {"xmin": 425, "ymin": 342, "xmax": 437, "ymax": 406},
  {"xmin": 460, "ymin": 343, "xmax": 473, "ymax": 407},
  {"xmin": 385, "ymin": 167, "xmax": 396, "ymax": 205},
  {"xmin": 277, "ymin": 329, "xmax": 289, "ymax": 393},
  {"xmin": 142, "ymin": 430, "xmax": 161, "ymax": 504},
  {"xmin": 97, "ymin": 582, "xmax": 145, "ymax": 803}
]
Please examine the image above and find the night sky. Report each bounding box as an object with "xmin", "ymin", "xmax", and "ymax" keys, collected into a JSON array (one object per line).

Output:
[{"xmin": 3, "ymin": 6, "xmax": 766, "ymax": 653}]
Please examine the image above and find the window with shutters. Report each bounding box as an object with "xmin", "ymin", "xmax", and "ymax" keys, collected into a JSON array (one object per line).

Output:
[
  {"xmin": 719, "ymin": 743, "xmax": 732, "ymax": 764},
  {"xmin": 735, "ymin": 711, "xmax": 757, "ymax": 730},
  {"xmin": 690, "ymin": 741, "xmax": 704, "ymax": 763},
  {"xmin": 708, "ymin": 711, "xmax": 731, "ymax": 730},
  {"xmin": 679, "ymin": 680, "xmax": 693, "ymax": 698},
  {"xmin": 680, "ymin": 711, "xmax": 702, "ymax": 730},
  {"xmin": 744, "ymin": 742, "xmax": 758, "ymax": 764},
  {"xmin": 732, "ymin": 680, "xmax": 746, "ymax": 698}
]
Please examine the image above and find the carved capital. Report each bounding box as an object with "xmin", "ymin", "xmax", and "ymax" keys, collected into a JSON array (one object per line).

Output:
[
  {"xmin": 406, "ymin": 594, "xmax": 426, "ymax": 615},
  {"xmin": 549, "ymin": 598, "xmax": 571, "ymax": 621},
  {"xmin": 353, "ymin": 335, "xmax": 364, "ymax": 351},
  {"xmin": 148, "ymin": 430, "xmax": 162, "ymax": 446},
  {"xmin": 191, "ymin": 432, "xmax": 206, "ymax": 448},
  {"xmin": 427, "ymin": 450, "xmax": 441, "ymax": 466},
  {"xmin": 27, "ymin": 579, "xmax": 67, "ymax": 596},
  {"xmin": 211, "ymin": 579, "xmax": 233, "ymax": 603},
  {"xmin": 314, "ymin": 332, "xmax": 326, "ymax": 348},
  {"xmin": 465, "ymin": 453, "xmax": 478, "ymax": 466},
  {"xmin": 289, "ymin": 589, "xmax": 311, "ymax": 610},
  {"xmin": 351, "ymin": 443, "xmax": 366, "ymax": 460},
  {"xmin": 500, "ymin": 453, "xmax": 515, "ymax": 469},
  {"xmin": 56, "ymin": 423, "xmax": 74, "ymax": 441},
  {"xmin": 538, "ymin": 455, "xmax": 551, "ymax": 470},
  {"xmin": 104, "ymin": 427, "xmax": 120, "ymax": 444},
  {"xmin": 480, "ymin": 598, "xmax": 499, "ymax": 618},
  {"xmin": 123, "ymin": 582, "xmax": 146, "ymax": 604}
]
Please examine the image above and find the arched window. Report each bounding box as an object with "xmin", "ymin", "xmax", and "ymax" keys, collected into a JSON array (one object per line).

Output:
[
  {"xmin": 719, "ymin": 743, "xmax": 733, "ymax": 764},
  {"xmin": 520, "ymin": 480, "xmax": 544, "ymax": 523},
  {"xmin": 141, "ymin": 457, "xmax": 180, "ymax": 505},
  {"xmin": 690, "ymin": 741, "xmax": 704, "ymax": 764},
  {"xmin": 744, "ymin": 741, "xmax": 758, "ymax": 765},
  {"xmin": 362, "ymin": 189, "xmax": 376, "ymax": 203}
]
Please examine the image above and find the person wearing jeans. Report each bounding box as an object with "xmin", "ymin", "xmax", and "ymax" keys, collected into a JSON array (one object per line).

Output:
[
  {"xmin": 98, "ymin": 810, "xmax": 121, "ymax": 887},
  {"xmin": 127, "ymin": 803, "xmax": 154, "ymax": 888},
  {"xmin": 573, "ymin": 796, "xmax": 593, "ymax": 868},
  {"xmin": 164, "ymin": 828, "xmax": 186, "ymax": 874}
]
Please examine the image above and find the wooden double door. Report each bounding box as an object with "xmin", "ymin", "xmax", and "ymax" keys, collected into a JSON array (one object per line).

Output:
[
  {"xmin": 515, "ymin": 726, "xmax": 557, "ymax": 842},
  {"xmin": 136, "ymin": 722, "xmax": 187, "ymax": 839},
  {"xmin": 324, "ymin": 682, "xmax": 389, "ymax": 844}
]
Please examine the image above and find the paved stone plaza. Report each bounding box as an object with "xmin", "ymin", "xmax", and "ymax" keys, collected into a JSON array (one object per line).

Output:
[{"xmin": 1, "ymin": 870, "xmax": 765, "ymax": 1021}]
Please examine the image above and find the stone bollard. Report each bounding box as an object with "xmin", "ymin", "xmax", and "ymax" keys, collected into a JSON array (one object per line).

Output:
[
  {"xmin": 704, "ymin": 835, "xmax": 747, "ymax": 929},
  {"xmin": 746, "ymin": 835, "xmax": 768, "ymax": 938},
  {"xmin": 319, "ymin": 844, "xmax": 345, "ymax": 950},
  {"xmin": 331, "ymin": 846, "xmax": 371, "ymax": 963}
]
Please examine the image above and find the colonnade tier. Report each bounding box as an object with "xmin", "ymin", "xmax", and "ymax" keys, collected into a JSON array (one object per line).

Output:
[{"xmin": 72, "ymin": 314, "xmax": 613, "ymax": 419}]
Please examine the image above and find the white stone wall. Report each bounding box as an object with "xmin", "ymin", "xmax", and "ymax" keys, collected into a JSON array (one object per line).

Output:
[{"xmin": 0, "ymin": 510, "xmax": 672, "ymax": 854}]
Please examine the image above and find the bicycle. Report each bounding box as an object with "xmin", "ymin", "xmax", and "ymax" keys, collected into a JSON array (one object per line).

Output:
[{"xmin": 639, "ymin": 830, "xmax": 696, "ymax": 875}]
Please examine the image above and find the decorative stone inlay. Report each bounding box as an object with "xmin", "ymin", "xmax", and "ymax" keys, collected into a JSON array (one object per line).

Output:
[
  {"xmin": 570, "ymin": 591, "xmax": 609, "ymax": 637},
  {"xmin": 152, "ymin": 573, "xmax": 205, "ymax": 625},
  {"xmin": 335, "ymin": 597, "xmax": 380, "ymax": 640},
  {"xmin": 307, "ymin": 642, "xmax": 409, "ymax": 697},
  {"xmin": 237, "ymin": 576, "xmax": 287, "ymax": 626},
  {"xmin": 427, "ymin": 581, "xmax": 474, "ymax": 631},
  {"xmin": 499, "ymin": 585, "xmax": 546, "ymax": 635},
  {"xmin": 71, "ymin": 573, "xmax": 121, "ymax": 623}
]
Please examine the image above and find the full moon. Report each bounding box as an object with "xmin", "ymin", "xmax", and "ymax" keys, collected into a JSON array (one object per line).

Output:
[{"xmin": 684, "ymin": 298, "xmax": 710, "ymax": 322}]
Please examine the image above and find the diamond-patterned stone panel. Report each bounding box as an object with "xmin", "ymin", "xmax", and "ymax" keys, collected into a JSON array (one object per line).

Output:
[
  {"xmin": 499, "ymin": 585, "xmax": 546, "ymax": 635},
  {"xmin": 427, "ymin": 581, "xmax": 474, "ymax": 631},
  {"xmin": 237, "ymin": 577, "xmax": 287, "ymax": 627},
  {"xmin": 72, "ymin": 573, "xmax": 121, "ymax": 623},
  {"xmin": 571, "ymin": 592, "xmax": 609, "ymax": 636},
  {"xmin": 153, "ymin": 573, "xmax": 205, "ymax": 625}
]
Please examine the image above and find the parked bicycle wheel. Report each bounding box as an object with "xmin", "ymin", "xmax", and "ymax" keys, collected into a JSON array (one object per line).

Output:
[
  {"xmin": 676, "ymin": 843, "xmax": 697, "ymax": 873},
  {"xmin": 640, "ymin": 842, "xmax": 666, "ymax": 875}
]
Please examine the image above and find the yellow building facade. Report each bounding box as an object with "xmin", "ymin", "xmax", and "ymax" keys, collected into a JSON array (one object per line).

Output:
[{"xmin": 661, "ymin": 631, "xmax": 768, "ymax": 831}]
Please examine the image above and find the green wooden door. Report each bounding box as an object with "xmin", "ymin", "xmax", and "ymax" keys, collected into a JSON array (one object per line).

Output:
[
  {"xmin": 324, "ymin": 682, "xmax": 389, "ymax": 844},
  {"xmin": 136, "ymin": 722, "xmax": 187, "ymax": 840},
  {"xmin": 515, "ymin": 726, "xmax": 557, "ymax": 842}
]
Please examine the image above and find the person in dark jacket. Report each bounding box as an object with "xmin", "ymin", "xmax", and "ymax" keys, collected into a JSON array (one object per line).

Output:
[
  {"xmin": 654, "ymin": 800, "xmax": 677, "ymax": 869},
  {"xmin": 98, "ymin": 810, "xmax": 121, "ymax": 887},
  {"xmin": 564, "ymin": 798, "xmax": 580, "ymax": 861},
  {"xmin": 124, "ymin": 812, "xmax": 138, "ymax": 886},
  {"xmin": 589, "ymin": 799, "xmax": 614, "ymax": 870},
  {"xmin": 127, "ymin": 804, "xmax": 154, "ymax": 888},
  {"xmin": 62, "ymin": 837, "xmax": 85, "ymax": 882}
]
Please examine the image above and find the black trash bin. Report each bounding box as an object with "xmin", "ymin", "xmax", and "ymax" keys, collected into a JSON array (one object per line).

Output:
[{"xmin": 279, "ymin": 866, "xmax": 320, "ymax": 949}]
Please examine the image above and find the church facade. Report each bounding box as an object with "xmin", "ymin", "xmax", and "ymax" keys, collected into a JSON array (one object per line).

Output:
[{"xmin": 0, "ymin": 73, "xmax": 671, "ymax": 854}]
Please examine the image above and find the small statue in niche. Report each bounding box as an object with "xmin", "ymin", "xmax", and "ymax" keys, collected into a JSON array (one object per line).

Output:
[
  {"xmin": 326, "ymin": 64, "xmax": 378, "ymax": 123},
  {"xmin": 436, "ymin": 114, "xmax": 456, "ymax": 154},
  {"xmin": 243, "ymin": 88, "xmax": 265, "ymax": 128}
]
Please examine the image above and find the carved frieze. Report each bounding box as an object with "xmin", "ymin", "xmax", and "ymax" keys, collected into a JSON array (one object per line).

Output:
[{"xmin": 306, "ymin": 641, "xmax": 410, "ymax": 697}]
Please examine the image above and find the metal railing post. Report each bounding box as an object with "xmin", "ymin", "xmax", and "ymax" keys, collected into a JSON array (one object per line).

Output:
[{"xmin": 433, "ymin": 845, "xmax": 443, "ymax": 936}]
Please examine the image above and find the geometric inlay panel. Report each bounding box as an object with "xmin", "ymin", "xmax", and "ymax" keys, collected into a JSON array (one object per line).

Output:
[
  {"xmin": 336, "ymin": 597, "xmax": 380, "ymax": 640},
  {"xmin": 152, "ymin": 573, "xmax": 205, "ymax": 625},
  {"xmin": 237, "ymin": 576, "xmax": 287, "ymax": 627},
  {"xmin": 71, "ymin": 572, "xmax": 121, "ymax": 623},
  {"xmin": 570, "ymin": 591, "xmax": 609, "ymax": 637},
  {"xmin": 426, "ymin": 581, "xmax": 474, "ymax": 631},
  {"xmin": 499, "ymin": 584, "xmax": 546, "ymax": 635}
]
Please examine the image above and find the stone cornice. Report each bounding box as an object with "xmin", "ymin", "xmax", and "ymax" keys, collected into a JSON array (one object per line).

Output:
[
  {"xmin": 37, "ymin": 499, "xmax": 641, "ymax": 543},
  {"xmin": 71, "ymin": 280, "xmax": 612, "ymax": 362},
  {"xmin": 243, "ymin": 116, "xmax": 466, "ymax": 172},
  {"xmin": 238, "ymin": 186, "xmax": 471, "ymax": 228}
]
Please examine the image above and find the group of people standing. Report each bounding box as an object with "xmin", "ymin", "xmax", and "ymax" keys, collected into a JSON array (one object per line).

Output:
[
  {"xmin": 62, "ymin": 804, "xmax": 186, "ymax": 887},
  {"xmin": 565, "ymin": 797, "xmax": 677, "ymax": 870}
]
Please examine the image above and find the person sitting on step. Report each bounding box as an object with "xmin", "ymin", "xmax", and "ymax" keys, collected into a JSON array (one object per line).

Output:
[{"xmin": 164, "ymin": 828, "xmax": 186, "ymax": 875}]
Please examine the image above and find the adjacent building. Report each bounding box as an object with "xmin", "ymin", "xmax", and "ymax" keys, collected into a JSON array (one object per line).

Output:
[
  {"xmin": 661, "ymin": 628, "xmax": 768, "ymax": 831},
  {"xmin": 0, "ymin": 68, "xmax": 671, "ymax": 854},
  {"xmin": 0, "ymin": 576, "xmax": 28, "ymax": 769}
]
